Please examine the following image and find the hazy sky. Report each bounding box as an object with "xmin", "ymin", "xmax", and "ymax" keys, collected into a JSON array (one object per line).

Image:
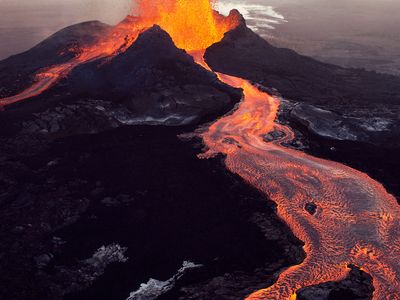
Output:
[
  {"xmin": 1, "ymin": 0, "xmax": 399, "ymax": 30},
  {"xmin": 0, "ymin": 0, "xmax": 132, "ymax": 27},
  {"xmin": 0, "ymin": 0, "xmax": 133, "ymax": 59}
]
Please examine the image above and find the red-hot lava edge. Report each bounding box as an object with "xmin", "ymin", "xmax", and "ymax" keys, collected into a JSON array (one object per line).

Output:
[{"xmin": 1, "ymin": 1, "xmax": 400, "ymax": 299}]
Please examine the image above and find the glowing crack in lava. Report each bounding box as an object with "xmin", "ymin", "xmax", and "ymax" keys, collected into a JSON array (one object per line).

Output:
[
  {"xmin": 196, "ymin": 55, "xmax": 400, "ymax": 299},
  {"xmin": 1, "ymin": 1, "xmax": 400, "ymax": 299},
  {"xmin": 0, "ymin": 0, "xmax": 238, "ymax": 108}
]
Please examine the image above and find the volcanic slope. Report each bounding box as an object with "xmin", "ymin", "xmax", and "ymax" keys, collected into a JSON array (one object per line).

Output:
[
  {"xmin": 205, "ymin": 21, "xmax": 400, "ymax": 107},
  {"xmin": 52, "ymin": 25, "xmax": 240, "ymax": 125},
  {"xmin": 205, "ymin": 18, "xmax": 400, "ymax": 155},
  {"xmin": 0, "ymin": 21, "xmax": 111, "ymax": 99},
  {"xmin": 0, "ymin": 24, "xmax": 241, "ymax": 130}
]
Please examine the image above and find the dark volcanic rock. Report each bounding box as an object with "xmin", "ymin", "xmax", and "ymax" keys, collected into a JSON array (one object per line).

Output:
[
  {"xmin": 0, "ymin": 12, "xmax": 394, "ymax": 300},
  {"xmin": 289, "ymin": 103, "xmax": 400, "ymax": 147},
  {"xmin": 0, "ymin": 21, "xmax": 111, "ymax": 98},
  {"xmin": 57, "ymin": 25, "xmax": 241, "ymax": 125},
  {"xmin": 297, "ymin": 265, "xmax": 374, "ymax": 300},
  {"xmin": 0, "ymin": 24, "xmax": 241, "ymax": 129},
  {"xmin": 305, "ymin": 203, "xmax": 317, "ymax": 215},
  {"xmin": 162, "ymin": 210, "xmax": 305, "ymax": 300},
  {"xmin": 263, "ymin": 129, "xmax": 286, "ymax": 143},
  {"xmin": 0, "ymin": 125, "xmax": 304, "ymax": 300},
  {"xmin": 205, "ymin": 21, "xmax": 400, "ymax": 108},
  {"xmin": 205, "ymin": 16, "xmax": 400, "ymax": 161},
  {"xmin": 275, "ymin": 97, "xmax": 400, "ymax": 200}
]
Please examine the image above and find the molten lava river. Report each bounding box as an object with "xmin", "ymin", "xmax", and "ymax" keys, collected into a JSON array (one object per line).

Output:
[
  {"xmin": 1, "ymin": 1, "xmax": 400, "ymax": 299},
  {"xmin": 199, "ymin": 69, "xmax": 400, "ymax": 300}
]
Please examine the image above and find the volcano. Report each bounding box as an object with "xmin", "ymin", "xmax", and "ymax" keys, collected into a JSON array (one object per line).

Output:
[{"xmin": 1, "ymin": 2, "xmax": 400, "ymax": 300}]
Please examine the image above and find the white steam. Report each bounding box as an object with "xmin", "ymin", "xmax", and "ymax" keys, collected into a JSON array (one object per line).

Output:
[{"xmin": 216, "ymin": 2, "xmax": 286, "ymax": 30}]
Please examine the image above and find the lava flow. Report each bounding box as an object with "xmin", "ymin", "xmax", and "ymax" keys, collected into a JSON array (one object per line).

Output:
[
  {"xmin": 0, "ymin": 17, "xmax": 147, "ymax": 108},
  {"xmin": 0, "ymin": 0, "xmax": 238, "ymax": 108},
  {"xmin": 197, "ymin": 56, "xmax": 400, "ymax": 299},
  {"xmin": 2, "ymin": 1, "xmax": 400, "ymax": 299}
]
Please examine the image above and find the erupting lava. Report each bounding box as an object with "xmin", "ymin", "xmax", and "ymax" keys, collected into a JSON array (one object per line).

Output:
[
  {"xmin": 135, "ymin": 0, "xmax": 238, "ymax": 51},
  {"xmin": 0, "ymin": 0, "xmax": 238, "ymax": 108},
  {"xmin": 1, "ymin": 1, "xmax": 400, "ymax": 299}
]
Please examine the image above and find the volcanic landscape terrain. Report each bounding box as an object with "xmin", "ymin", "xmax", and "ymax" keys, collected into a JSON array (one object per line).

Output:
[{"xmin": 0, "ymin": 1, "xmax": 399, "ymax": 300}]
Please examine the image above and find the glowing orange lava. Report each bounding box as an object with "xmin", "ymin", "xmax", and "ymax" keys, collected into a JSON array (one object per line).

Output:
[
  {"xmin": 136, "ymin": 0, "xmax": 238, "ymax": 51},
  {"xmin": 0, "ymin": 0, "xmax": 238, "ymax": 108},
  {"xmin": 0, "ymin": 16, "xmax": 148, "ymax": 108},
  {"xmin": 1, "ymin": 2, "xmax": 400, "ymax": 299},
  {"xmin": 196, "ymin": 52, "xmax": 400, "ymax": 299}
]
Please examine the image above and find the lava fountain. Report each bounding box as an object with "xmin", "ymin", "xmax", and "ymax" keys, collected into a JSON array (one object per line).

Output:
[
  {"xmin": 0, "ymin": 0, "xmax": 238, "ymax": 108},
  {"xmin": 1, "ymin": 1, "xmax": 400, "ymax": 299},
  {"xmin": 135, "ymin": 0, "xmax": 238, "ymax": 51}
]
